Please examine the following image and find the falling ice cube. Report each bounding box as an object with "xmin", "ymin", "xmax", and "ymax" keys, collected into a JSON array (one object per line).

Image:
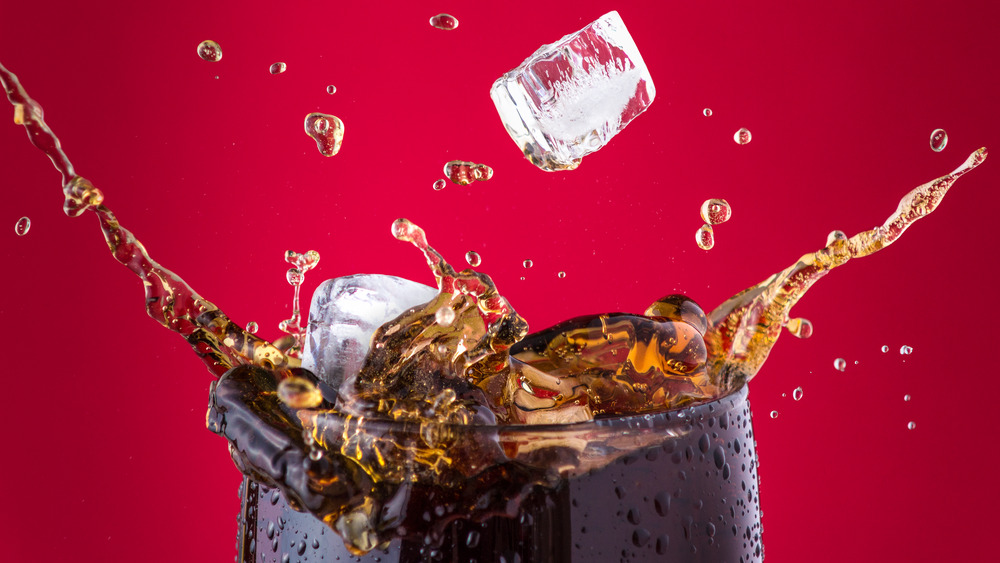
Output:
[{"xmin": 489, "ymin": 11, "xmax": 655, "ymax": 171}]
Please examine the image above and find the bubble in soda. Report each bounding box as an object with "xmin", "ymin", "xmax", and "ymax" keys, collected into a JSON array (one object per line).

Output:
[
  {"xmin": 700, "ymin": 199, "xmax": 732, "ymax": 225},
  {"xmin": 930, "ymin": 129, "xmax": 948, "ymax": 152},
  {"xmin": 197, "ymin": 40, "xmax": 222, "ymax": 62},
  {"xmin": 269, "ymin": 62, "xmax": 287, "ymax": 75},
  {"xmin": 734, "ymin": 128, "xmax": 752, "ymax": 145},
  {"xmin": 304, "ymin": 113, "xmax": 344, "ymax": 157},
  {"xmin": 435, "ymin": 306, "xmax": 456, "ymax": 326},
  {"xmin": 14, "ymin": 216, "xmax": 30, "ymax": 236},
  {"xmin": 429, "ymin": 13, "xmax": 459, "ymax": 30},
  {"xmin": 696, "ymin": 224, "xmax": 714, "ymax": 250}
]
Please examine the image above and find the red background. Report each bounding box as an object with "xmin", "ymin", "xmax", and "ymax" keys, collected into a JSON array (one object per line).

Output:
[{"xmin": 2, "ymin": 1, "xmax": 999, "ymax": 561}]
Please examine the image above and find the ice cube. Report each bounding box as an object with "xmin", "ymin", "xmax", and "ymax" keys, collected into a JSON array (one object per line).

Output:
[
  {"xmin": 302, "ymin": 274, "xmax": 438, "ymax": 389},
  {"xmin": 490, "ymin": 11, "xmax": 656, "ymax": 171}
]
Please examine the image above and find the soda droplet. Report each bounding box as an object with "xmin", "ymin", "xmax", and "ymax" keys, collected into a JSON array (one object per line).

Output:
[
  {"xmin": 826, "ymin": 230, "xmax": 847, "ymax": 246},
  {"xmin": 900, "ymin": 345, "xmax": 913, "ymax": 355},
  {"xmin": 785, "ymin": 318, "xmax": 813, "ymax": 338},
  {"xmin": 432, "ymin": 179, "xmax": 446, "ymax": 191},
  {"xmin": 881, "ymin": 345, "xmax": 889, "ymax": 353},
  {"xmin": 522, "ymin": 259, "xmax": 533, "ymax": 268},
  {"xmin": 557, "ymin": 271, "xmax": 567, "ymax": 278},
  {"xmin": 465, "ymin": 251, "xmax": 481, "ymax": 267},
  {"xmin": 303, "ymin": 113, "xmax": 344, "ymax": 157},
  {"xmin": 269, "ymin": 62, "xmax": 287, "ymax": 75},
  {"xmin": 734, "ymin": 127, "xmax": 752, "ymax": 145},
  {"xmin": 699, "ymin": 198, "xmax": 732, "ymax": 225},
  {"xmin": 286, "ymin": 268, "xmax": 304, "ymax": 286},
  {"xmin": 444, "ymin": 161, "xmax": 492, "ymax": 185},
  {"xmin": 929, "ymin": 129, "xmax": 948, "ymax": 152},
  {"xmin": 792, "ymin": 387, "xmax": 803, "ymax": 401},
  {"xmin": 326, "ymin": 85, "xmax": 337, "ymax": 94},
  {"xmin": 246, "ymin": 321, "xmax": 259, "ymax": 334},
  {"xmin": 197, "ymin": 40, "xmax": 222, "ymax": 62},
  {"xmin": 703, "ymin": 108, "xmax": 712, "ymax": 117},
  {"xmin": 903, "ymin": 394, "xmax": 912, "ymax": 401},
  {"xmin": 435, "ymin": 306, "xmax": 456, "ymax": 326},
  {"xmin": 907, "ymin": 421, "xmax": 916, "ymax": 430},
  {"xmin": 696, "ymin": 224, "xmax": 714, "ymax": 250},
  {"xmin": 14, "ymin": 216, "xmax": 30, "ymax": 236},
  {"xmin": 833, "ymin": 358, "xmax": 846, "ymax": 371},
  {"xmin": 769, "ymin": 410, "xmax": 779, "ymax": 419},
  {"xmin": 429, "ymin": 13, "xmax": 459, "ymax": 30}
]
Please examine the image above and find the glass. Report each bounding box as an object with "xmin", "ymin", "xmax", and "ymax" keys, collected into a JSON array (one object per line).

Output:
[{"xmin": 233, "ymin": 385, "xmax": 762, "ymax": 562}]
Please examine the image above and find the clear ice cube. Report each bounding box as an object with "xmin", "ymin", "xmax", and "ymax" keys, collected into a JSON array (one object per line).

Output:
[
  {"xmin": 301, "ymin": 274, "xmax": 438, "ymax": 389},
  {"xmin": 489, "ymin": 11, "xmax": 656, "ymax": 171}
]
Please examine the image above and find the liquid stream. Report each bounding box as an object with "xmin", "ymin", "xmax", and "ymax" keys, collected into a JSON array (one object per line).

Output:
[{"xmin": 1, "ymin": 61, "xmax": 986, "ymax": 553}]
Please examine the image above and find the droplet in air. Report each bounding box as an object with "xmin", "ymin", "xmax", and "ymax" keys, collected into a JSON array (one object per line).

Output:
[
  {"xmin": 703, "ymin": 108, "xmax": 712, "ymax": 117},
  {"xmin": 14, "ymin": 216, "xmax": 31, "ymax": 236},
  {"xmin": 435, "ymin": 306, "xmax": 456, "ymax": 326},
  {"xmin": 696, "ymin": 224, "xmax": 715, "ymax": 250},
  {"xmin": 826, "ymin": 230, "xmax": 847, "ymax": 246},
  {"xmin": 734, "ymin": 127, "xmax": 752, "ymax": 145},
  {"xmin": 792, "ymin": 387, "xmax": 803, "ymax": 401},
  {"xmin": 557, "ymin": 271, "xmax": 567, "ymax": 279},
  {"xmin": 785, "ymin": 318, "xmax": 813, "ymax": 338},
  {"xmin": 326, "ymin": 85, "xmax": 337, "ymax": 94},
  {"xmin": 444, "ymin": 161, "xmax": 492, "ymax": 185},
  {"xmin": 429, "ymin": 13, "xmax": 459, "ymax": 30},
  {"xmin": 769, "ymin": 410, "xmax": 779, "ymax": 419},
  {"xmin": 432, "ymin": 179, "xmax": 446, "ymax": 191},
  {"xmin": 700, "ymin": 199, "xmax": 732, "ymax": 225},
  {"xmin": 907, "ymin": 421, "xmax": 916, "ymax": 430},
  {"xmin": 269, "ymin": 62, "xmax": 287, "ymax": 75},
  {"xmin": 197, "ymin": 40, "xmax": 223, "ymax": 62},
  {"xmin": 833, "ymin": 358, "xmax": 846, "ymax": 371},
  {"xmin": 304, "ymin": 113, "xmax": 344, "ymax": 157},
  {"xmin": 522, "ymin": 259, "xmax": 533, "ymax": 268},
  {"xmin": 465, "ymin": 251, "xmax": 482, "ymax": 267},
  {"xmin": 900, "ymin": 345, "xmax": 913, "ymax": 355},
  {"xmin": 903, "ymin": 394, "xmax": 911, "ymax": 402},
  {"xmin": 245, "ymin": 321, "xmax": 259, "ymax": 334},
  {"xmin": 929, "ymin": 129, "xmax": 948, "ymax": 152},
  {"xmin": 286, "ymin": 268, "xmax": 304, "ymax": 286}
]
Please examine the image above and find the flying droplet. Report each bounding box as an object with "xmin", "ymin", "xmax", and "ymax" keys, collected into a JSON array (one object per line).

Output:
[
  {"xmin": 444, "ymin": 161, "xmax": 492, "ymax": 185},
  {"xmin": 792, "ymin": 387, "xmax": 803, "ymax": 401},
  {"xmin": 703, "ymin": 108, "xmax": 712, "ymax": 117},
  {"xmin": 197, "ymin": 40, "xmax": 222, "ymax": 62},
  {"xmin": 435, "ymin": 306, "xmax": 456, "ymax": 326},
  {"xmin": 522, "ymin": 259, "xmax": 533, "ymax": 268},
  {"xmin": 826, "ymin": 230, "xmax": 847, "ymax": 246},
  {"xmin": 326, "ymin": 85, "xmax": 337, "ymax": 94},
  {"xmin": 929, "ymin": 129, "xmax": 948, "ymax": 152},
  {"xmin": 699, "ymin": 199, "xmax": 732, "ymax": 225},
  {"xmin": 269, "ymin": 62, "xmax": 287, "ymax": 75},
  {"xmin": 734, "ymin": 127, "xmax": 752, "ymax": 145},
  {"xmin": 881, "ymin": 345, "xmax": 889, "ymax": 353},
  {"xmin": 903, "ymin": 394, "xmax": 911, "ymax": 402},
  {"xmin": 304, "ymin": 113, "xmax": 344, "ymax": 157},
  {"xmin": 285, "ymin": 249, "xmax": 320, "ymax": 271},
  {"xmin": 286, "ymin": 268, "xmax": 304, "ymax": 286},
  {"xmin": 429, "ymin": 13, "xmax": 459, "ymax": 30},
  {"xmin": 14, "ymin": 216, "xmax": 30, "ymax": 236},
  {"xmin": 786, "ymin": 318, "xmax": 813, "ymax": 338},
  {"xmin": 245, "ymin": 321, "xmax": 259, "ymax": 334},
  {"xmin": 557, "ymin": 271, "xmax": 567, "ymax": 279},
  {"xmin": 833, "ymin": 358, "xmax": 846, "ymax": 371},
  {"xmin": 432, "ymin": 179, "xmax": 446, "ymax": 191},
  {"xmin": 900, "ymin": 345, "xmax": 913, "ymax": 355},
  {"xmin": 769, "ymin": 410, "xmax": 779, "ymax": 419},
  {"xmin": 696, "ymin": 224, "xmax": 715, "ymax": 250},
  {"xmin": 465, "ymin": 251, "xmax": 481, "ymax": 267},
  {"xmin": 277, "ymin": 376, "xmax": 323, "ymax": 409},
  {"xmin": 907, "ymin": 421, "xmax": 916, "ymax": 430}
]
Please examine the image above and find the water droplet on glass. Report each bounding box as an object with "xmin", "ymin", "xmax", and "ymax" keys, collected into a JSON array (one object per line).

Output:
[
  {"xmin": 826, "ymin": 230, "xmax": 847, "ymax": 246},
  {"xmin": 197, "ymin": 40, "xmax": 222, "ymax": 62},
  {"xmin": 326, "ymin": 85, "xmax": 337, "ymax": 94},
  {"xmin": 269, "ymin": 62, "xmax": 287, "ymax": 75},
  {"xmin": 792, "ymin": 387, "xmax": 803, "ymax": 401},
  {"xmin": 900, "ymin": 345, "xmax": 913, "ymax": 355},
  {"xmin": 833, "ymin": 358, "xmax": 846, "ymax": 371},
  {"xmin": 903, "ymin": 394, "xmax": 912, "ymax": 402},
  {"xmin": 429, "ymin": 13, "xmax": 459, "ymax": 30},
  {"xmin": 769, "ymin": 410, "xmax": 779, "ymax": 419},
  {"xmin": 14, "ymin": 216, "xmax": 30, "ymax": 236},
  {"xmin": 304, "ymin": 112, "xmax": 344, "ymax": 157},
  {"xmin": 696, "ymin": 224, "xmax": 715, "ymax": 250},
  {"xmin": 785, "ymin": 318, "xmax": 813, "ymax": 338},
  {"xmin": 522, "ymin": 259, "xmax": 533, "ymax": 268},
  {"xmin": 703, "ymin": 108, "xmax": 712, "ymax": 117},
  {"xmin": 557, "ymin": 271, "xmax": 567, "ymax": 279},
  {"xmin": 881, "ymin": 345, "xmax": 889, "ymax": 353},
  {"xmin": 435, "ymin": 306, "xmax": 456, "ymax": 326},
  {"xmin": 699, "ymin": 198, "xmax": 732, "ymax": 225},
  {"xmin": 465, "ymin": 251, "xmax": 482, "ymax": 267},
  {"xmin": 907, "ymin": 421, "xmax": 916, "ymax": 430},
  {"xmin": 432, "ymin": 179, "xmax": 446, "ymax": 191},
  {"xmin": 245, "ymin": 321, "xmax": 259, "ymax": 334},
  {"xmin": 929, "ymin": 129, "xmax": 948, "ymax": 152},
  {"xmin": 734, "ymin": 127, "xmax": 752, "ymax": 145}
]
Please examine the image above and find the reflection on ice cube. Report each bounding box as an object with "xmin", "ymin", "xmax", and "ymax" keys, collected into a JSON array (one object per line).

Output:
[{"xmin": 490, "ymin": 11, "xmax": 655, "ymax": 171}]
